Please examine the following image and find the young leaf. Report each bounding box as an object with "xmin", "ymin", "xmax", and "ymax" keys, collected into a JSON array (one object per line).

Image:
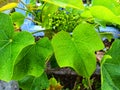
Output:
[
  {"xmin": 47, "ymin": 77, "xmax": 63, "ymax": 90},
  {"xmin": 12, "ymin": 37, "xmax": 53, "ymax": 80},
  {"xmin": 52, "ymin": 23, "xmax": 104, "ymax": 77},
  {"xmin": 0, "ymin": 13, "xmax": 34, "ymax": 81},
  {"xmin": 101, "ymin": 39, "xmax": 120, "ymax": 90},
  {"xmin": 42, "ymin": 0, "xmax": 84, "ymax": 10}
]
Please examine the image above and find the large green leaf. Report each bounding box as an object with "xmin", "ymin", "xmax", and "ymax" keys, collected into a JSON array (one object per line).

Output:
[
  {"xmin": 19, "ymin": 73, "xmax": 49, "ymax": 90},
  {"xmin": 52, "ymin": 23, "xmax": 104, "ymax": 77},
  {"xmin": 12, "ymin": 37, "xmax": 53, "ymax": 80},
  {"xmin": 0, "ymin": 13, "xmax": 14, "ymax": 38},
  {"xmin": 42, "ymin": 0, "xmax": 84, "ymax": 10},
  {"xmin": 90, "ymin": 6, "xmax": 120, "ymax": 25},
  {"xmin": 101, "ymin": 39, "xmax": 120, "ymax": 90},
  {"xmin": 92, "ymin": 0, "xmax": 120, "ymax": 16},
  {"xmin": 0, "ymin": 13, "xmax": 34, "ymax": 81}
]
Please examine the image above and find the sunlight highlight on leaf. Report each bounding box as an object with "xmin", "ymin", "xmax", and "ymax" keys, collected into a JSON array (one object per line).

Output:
[
  {"xmin": 0, "ymin": 3, "xmax": 18, "ymax": 11},
  {"xmin": 42, "ymin": 0, "xmax": 84, "ymax": 10}
]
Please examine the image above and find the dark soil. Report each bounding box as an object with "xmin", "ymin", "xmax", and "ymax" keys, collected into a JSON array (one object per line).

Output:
[{"xmin": 47, "ymin": 67, "xmax": 101, "ymax": 90}]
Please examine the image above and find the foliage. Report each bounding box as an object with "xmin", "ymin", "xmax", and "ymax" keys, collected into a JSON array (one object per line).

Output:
[
  {"xmin": 101, "ymin": 40, "xmax": 120, "ymax": 90},
  {"xmin": 47, "ymin": 77, "xmax": 63, "ymax": 90},
  {"xmin": 19, "ymin": 73, "xmax": 49, "ymax": 90},
  {"xmin": 0, "ymin": 0, "xmax": 120, "ymax": 90},
  {"xmin": 11, "ymin": 12, "xmax": 25, "ymax": 28},
  {"xmin": 12, "ymin": 37, "xmax": 53, "ymax": 80},
  {"xmin": 52, "ymin": 23, "xmax": 104, "ymax": 77},
  {"xmin": 0, "ymin": 13, "xmax": 34, "ymax": 81},
  {"xmin": 89, "ymin": 6, "xmax": 120, "ymax": 25},
  {"xmin": 92, "ymin": 0, "xmax": 120, "ymax": 15}
]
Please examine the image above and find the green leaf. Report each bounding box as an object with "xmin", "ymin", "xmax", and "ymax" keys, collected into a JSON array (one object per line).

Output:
[
  {"xmin": 30, "ymin": 73, "xmax": 49, "ymax": 90},
  {"xmin": 47, "ymin": 77, "xmax": 63, "ymax": 89},
  {"xmin": 0, "ymin": 13, "xmax": 14, "ymax": 37},
  {"xmin": 89, "ymin": 6, "xmax": 120, "ymax": 25},
  {"xmin": 19, "ymin": 76, "xmax": 34, "ymax": 90},
  {"xmin": 12, "ymin": 37, "xmax": 53, "ymax": 80},
  {"xmin": 94, "ymin": 19, "xmax": 106, "ymax": 27},
  {"xmin": 101, "ymin": 39, "xmax": 120, "ymax": 90},
  {"xmin": 30, "ymin": 0, "xmax": 36, "ymax": 5},
  {"xmin": 11, "ymin": 12, "xmax": 25, "ymax": 28},
  {"xmin": 52, "ymin": 23, "xmax": 104, "ymax": 77},
  {"xmin": 81, "ymin": 10, "xmax": 93, "ymax": 18},
  {"xmin": 42, "ymin": 0, "xmax": 84, "ymax": 10},
  {"xmin": 99, "ymin": 32, "xmax": 114, "ymax": 41},
  {"xmin": 73, "ymin": 23, "xmax": 104, "ymax": 52},
  {"xmin": 92, "ymin": 0, "xmax": 120, "ymax": 16},
  {"xmin": 49, "ymin": 77, "xmax": 58, "ymax": 86},
  {"xmin": 0, "ymin": 13, "xmax": 34, "ymax": 81},
  {"xmin": 19, "ymin": 73, "xmax": 49, "ymax": 90}
]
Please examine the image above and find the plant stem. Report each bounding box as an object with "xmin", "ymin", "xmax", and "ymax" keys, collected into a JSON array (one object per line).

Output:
[
  {"xmin": 19, "ymin": 0, "xmax": 37, "ymax": 17},
  {"xmin": 31, "ymin": 29, "xmax": 52, "ymax": 34},
  {"xmin": 31, "ymin": 30, "xmax": 45, "ymax": 34},
  {"xmin": 20, "ymin": 0, "xmax": 28, "ymax": 8},
  {"xmin": 26, "ymin": 17, "xmax": 41, "ymax": 25},
  {"xmin": 72, "ymin": 76, "xmax": 80, "ymax": 90},
  {"xmin": 40, "ymin": 2, "xmax": 47, "ymax": 22},
  {"xmin": 87, "ymin": 78, "xmax": 92, "ymax": 90},
  {"xmin": 16, "ymin": 7, "xmax": 29, "ymax": 12}
]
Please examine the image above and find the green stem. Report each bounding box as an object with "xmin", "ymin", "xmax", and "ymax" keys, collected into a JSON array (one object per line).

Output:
[
  {"xmin": 87, "ymin": 78, "xmax": 92, "ymax": 90},
  {"xmin": 20, "ymin": 0, "xmax": 28, "ymax": 8},
  {"xmin": 26, "ymin": 17, "xmax": 41, "ymax": 25},
  {"xmin": 16, "ymin": 7, "xmax": 29, "ymax": 12},
  {"xmin": 16, "ymin": 7, "xmax": 36, "ymax": 18},
  {"xmin": 31, "ymin": 29, "xmax": 52, "ymax": 34},
  {"xmin": 19, "ymin": 0, "xmax": 37, "ymax": 17},
  {"xmin": 31, "ymin": 30, "xmax": 45, "ymax": 34},
  {"xmin": 72, "ymin": 76, "xmax": 80, "ymax": 90},
  {"xmin": 40, "ymin": 2, "xmax": 47, "ymax": 22}
]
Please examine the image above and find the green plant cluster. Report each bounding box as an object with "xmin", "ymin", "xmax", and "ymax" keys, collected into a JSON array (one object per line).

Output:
[{"xmin": 48, "ymin": 9, "xmax": 81, "ymax": 32}]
